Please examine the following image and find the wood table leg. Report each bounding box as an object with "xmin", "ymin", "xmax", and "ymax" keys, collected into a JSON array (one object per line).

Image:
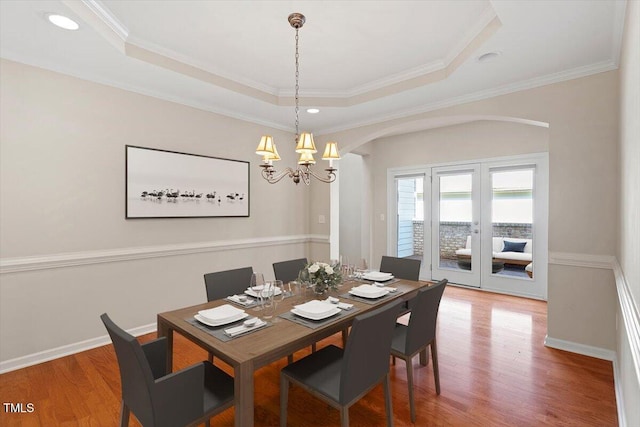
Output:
[
  {"xmin": 156, "ymin": 317, "xmax": 174, "ymax": 372},
  {"xmin": 235, "ymin": 361, "xmax": 254, "ymax": 427}
]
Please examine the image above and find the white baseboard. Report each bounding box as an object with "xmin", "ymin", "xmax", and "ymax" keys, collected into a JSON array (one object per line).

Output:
[
  {"xmin": 544, "ymin": 335, "xmax": 616, "ymax": 361},
  {"xmin": 0, "ymin": 323, "xmax": 156, "ymax": 374}
]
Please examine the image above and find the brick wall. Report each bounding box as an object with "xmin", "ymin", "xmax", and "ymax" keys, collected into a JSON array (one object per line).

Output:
[{"xmin": 412, "ymin": 221, "xmax": 532, "ymax": 259}]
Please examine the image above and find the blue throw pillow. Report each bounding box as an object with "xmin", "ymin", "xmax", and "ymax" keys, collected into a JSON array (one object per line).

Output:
[{"xmin": 502, "ymin": 240, "xmax": 527, "ymax": 253}]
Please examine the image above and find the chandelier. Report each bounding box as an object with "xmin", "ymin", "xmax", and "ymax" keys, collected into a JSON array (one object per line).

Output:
[{"xmin": 256, "ymin": 13, "xmax": 340, "ymax": 185}]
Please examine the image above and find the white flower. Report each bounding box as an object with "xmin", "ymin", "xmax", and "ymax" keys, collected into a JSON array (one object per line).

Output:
[
  {"xmin": 325, "ymin": 266, "xmax": 334, "ymax": 275},
  {"xmin": 308, "ymin": 264, "xmax": 320, "ymax": 273}
]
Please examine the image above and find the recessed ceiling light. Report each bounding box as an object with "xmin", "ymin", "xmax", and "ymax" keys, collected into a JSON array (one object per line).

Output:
[
  {"xmin": 46, "ymin": 14, "xmax": 80, "ymax": 31},
  {"xmin": 477, "ymin": 51, "xmax": 501, "ymax": 63},
  {"xmin": 306, "ymin": 108, "xmax": 320, "ymax": 114}
]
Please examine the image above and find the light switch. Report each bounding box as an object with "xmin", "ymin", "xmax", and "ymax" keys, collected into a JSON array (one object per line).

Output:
[
  {"xmin": 380, "ymin": 214, "xmax": 385, "ymax": 221},
  {"xmin": 318, "ymin": 215, "xmax": 326, "ymax": 224}
]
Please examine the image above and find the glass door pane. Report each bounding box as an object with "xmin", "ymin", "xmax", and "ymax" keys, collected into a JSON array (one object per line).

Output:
[
  {"xmin": 432, "ymin": 165, "xmax": 480, "ymax": 287},
  {"xmin": 490, "ymin": 169, "xmax": 534, "ymax": 280},
  {"xmin": 396, "ymin": 176, "xmax": 424, "ymax": 259}
]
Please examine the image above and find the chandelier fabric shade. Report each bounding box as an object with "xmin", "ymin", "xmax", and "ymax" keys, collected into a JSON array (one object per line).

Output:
[
  {"xmin": 298, "ymin": 151, "xmax": 316, "ymax": 165},
  {"xmin": 256, "ymin": 135, "xmax": 275, "ymax": 156},
  {"xmin": 255, "ymin": 13, "xmax": 340, "ymax": 185},
  {"xmin": 295, "ymin": 132, "xmax": 317, "ymax": 154}
]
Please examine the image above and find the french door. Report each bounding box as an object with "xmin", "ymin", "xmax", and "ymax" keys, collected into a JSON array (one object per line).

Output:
[
  {"xmin": 390, "ymin": 154, "xmax": 548, "ymax": 299},
  {"xmin": 431, "ymin": 165, "xmax": 482, "ymax": 287}
]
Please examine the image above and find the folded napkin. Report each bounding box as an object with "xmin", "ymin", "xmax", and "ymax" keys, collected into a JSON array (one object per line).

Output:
[
  {"xmin": 224, "ymin": 319, "xmax": 267, "ymax": 337},
  {"xmin": 227, "ymin": 294, "xmax": 254, "ymax": 306},
  {"xmin": 373, "ymin": 283, "xmax": 397, "ymax": 292},
  {"xmin": 324, "ymin": 298, "xmax": 354, "ymax": 310}
]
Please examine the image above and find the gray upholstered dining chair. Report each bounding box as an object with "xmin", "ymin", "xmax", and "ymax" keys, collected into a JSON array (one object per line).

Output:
[
  {"xmin": 101, "ymin": 313, "xmax": 234, "ymax": 427},
  {"xmin": 380, "ymin": 255, "xmax": 422, "ymax": 315},
  {"xmin": 272, "ymin": 258, "xmax": 308, "ymax": 284},
  {"xmin": 390, "ymin": 279, "xmax": 447, "ymax": 423},
  {"xmin": 203, "ymin": 266, "xmax": 254, "ymax": 363},
  {"xmin": 379, "ymin": 255, "xmax": 421, "ymax": 281},
  {"xmin": 204, "ymin": 266, "xmax": 254, "ymax": 302},
  {"xmin": 279, "ymin": 299, "xmax": 403, "ymax": 427}
]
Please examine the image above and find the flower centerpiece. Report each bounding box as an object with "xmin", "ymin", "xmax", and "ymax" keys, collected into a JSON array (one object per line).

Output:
[{"xmin": 302, "ymin": 261, "xmax": 342, "ymax": 295}]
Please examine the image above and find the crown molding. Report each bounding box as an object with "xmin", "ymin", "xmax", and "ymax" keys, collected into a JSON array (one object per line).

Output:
[
  {"xmin": 79, "ymin": 0, "xmax": 128, "ymax": 40},
  {"xmin": 0, "ymin": 54, "xmax": 294, "ymax": 133},
  {"xmin": 611, "ymin": 0, "xmax": 628, "ymax": 67},
  {"xmin": 316, "ymin": 59, "xmax": 618, "ymax": 136},
  {"xmin": 71, "ymin": 0, "xmax": 501, "ymax": 107}
]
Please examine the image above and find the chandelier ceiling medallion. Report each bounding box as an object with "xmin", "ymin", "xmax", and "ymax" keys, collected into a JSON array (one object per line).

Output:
[{"xmin": 256, "ymin": 13, "xmax": 340, "ymax": 185}]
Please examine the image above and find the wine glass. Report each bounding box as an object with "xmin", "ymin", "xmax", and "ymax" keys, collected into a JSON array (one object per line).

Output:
[
  {"xmin": 250, "ymin": 272, "xmax": 265, "ymax": 311},
  {"xmin": 269, "ymin": 280, "xmax": 284, "ymax": 322},
  {"xmin": 297, "ymin": 268, "xmax": 311, "ymax": 302}
]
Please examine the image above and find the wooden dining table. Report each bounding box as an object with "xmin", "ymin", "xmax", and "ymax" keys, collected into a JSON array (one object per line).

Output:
[{"xmin": 156, "ymin": 278, "xmax": 432, "ymax": 427}]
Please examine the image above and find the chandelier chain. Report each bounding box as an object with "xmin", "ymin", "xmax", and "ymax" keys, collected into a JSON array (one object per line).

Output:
[{"xmin": 294, "ymin": 28, "xmax": 300, "ymax": 141}]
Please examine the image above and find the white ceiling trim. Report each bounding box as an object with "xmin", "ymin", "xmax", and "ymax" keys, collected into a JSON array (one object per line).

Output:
[
  {"xmin": 317, "ymin": 59, "xmax": 618, "ymax": 136},
  {"xmin": 73, "ymin": 0, "xmax": 501, "ymax": 107},
  {"xmin": 611, "ymin": 0, "xmax": 628, "ymax": 66},
  {"xmin": 283, "ymin": 5, "xmax": 499, "ymax": 99},
  {"xmin": 125, "ymin": 34, "xmax": 279, "ymax": 97},
  {"xmin": 62, "ymin": 0, "xmax": 126, "ymax": 52},
  {"xmin": 0, "ymin": 53, "xmax": 294, "ymax": 134}
]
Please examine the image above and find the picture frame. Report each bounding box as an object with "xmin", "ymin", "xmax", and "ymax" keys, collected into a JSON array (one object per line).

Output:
[{"xmin": 125, "ymin": 145, "xmax": 249, "ymax": 218}]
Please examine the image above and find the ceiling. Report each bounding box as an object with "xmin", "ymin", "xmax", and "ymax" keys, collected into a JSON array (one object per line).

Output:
[{"xmin": 0, "ymin": 1, "xmax": 627, "ymax": 135}]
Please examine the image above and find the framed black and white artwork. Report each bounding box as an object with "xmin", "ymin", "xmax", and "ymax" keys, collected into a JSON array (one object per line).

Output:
[{"xmin": 125, "ymin": 145, "xmax": 249, "ymax": 218}]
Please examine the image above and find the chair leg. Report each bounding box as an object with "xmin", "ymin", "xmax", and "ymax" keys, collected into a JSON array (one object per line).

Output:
[
  {"xmin": 431, "ymin": 339, "xmax": 440, "ymax": 395},
  {"xmin": 280, "ymin": 374, "xmax": 289, "ymax": 427},
  {"xmin": 383, "ymin": 373, "xmax": 394, "ymax": 427},
  {"xmin": 119, "ymin": 401, "xmax": 130, "ymax": 427},
  {"xmin": 419, "ymin": 348, "xmax": 428, "ymax": 366},
  {"xmin": 341, "ymin": 328, "xmax": 348, "ymax": 347},
  {"xmin": 406, "ymin": 357, "xmax": 416, "ymax": 423},
  {"xmin": 340, "ymin": 406, "xmax": 349, "ymax": 427}
]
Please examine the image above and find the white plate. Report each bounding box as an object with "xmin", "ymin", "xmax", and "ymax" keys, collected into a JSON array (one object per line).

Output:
[
  {"xmin": 291, "ymin": 307, "xmax": 341, "ymax": 321},
  {"xmin": 362, "ymin": 272, "xmax": 394, "ymax": 281},
  {"xmin": 195, "ymin": 312, "xmax": 249, "ymax": 327},
  {"xmin": 294, "ymin": 300, "xmax": 338, "ymax": 317},
  {"xmin": 349, "ymin": 284, "xmax": 389, "ymax": 299},
  {"xmin": 198, "ymin": 304, "xmax": 245, "ymax": 322},
  {"xmin": 245, "ymin": 287, "xmax": 283, "ymax": 298}
]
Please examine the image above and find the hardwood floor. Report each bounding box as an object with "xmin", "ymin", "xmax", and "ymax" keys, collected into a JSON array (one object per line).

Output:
[{"xmin": 0, "ymin": 286, "xmax": 617, "ymax": 426}]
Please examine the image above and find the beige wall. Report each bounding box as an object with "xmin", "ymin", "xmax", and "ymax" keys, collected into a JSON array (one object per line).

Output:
[
  {"xmin": 617, "ymin": 0, "xmax": 640, "ymax": 425},
  {"xmin": 0, "ymin": 59, "xmax": 322, "ymax": 363},
  {"xmin": 320, "ymin": 70, "xmax": 619, "ymax": 353}
]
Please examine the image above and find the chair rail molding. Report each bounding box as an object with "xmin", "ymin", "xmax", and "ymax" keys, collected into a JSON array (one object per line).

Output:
[
  {"xmin": 548, "ymin": 251, "xmax": 616, "ymax": 269},
  {"xmin": 0, "ymin": 234, "xmax": 329, "ymax": 274},
  {"xmin": 612, "ymin": 259, "xmax": 640, "ymax": 388}
]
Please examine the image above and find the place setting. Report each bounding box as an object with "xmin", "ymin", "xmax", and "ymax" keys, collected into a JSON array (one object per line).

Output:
[
  {"xmin": 355, "ymin": 270, "xmax": 401, "ymax": 285},
  {"xmin": 280, "ymin": 298, "xmax": 357, "ymax": 329},
  {"xmin": 340, "ymin": 282, "xmax": 403, "ymax": 305},
  {"xmin": 187, "ymin": 303, "xmax": 271, "ymax": 342}
]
